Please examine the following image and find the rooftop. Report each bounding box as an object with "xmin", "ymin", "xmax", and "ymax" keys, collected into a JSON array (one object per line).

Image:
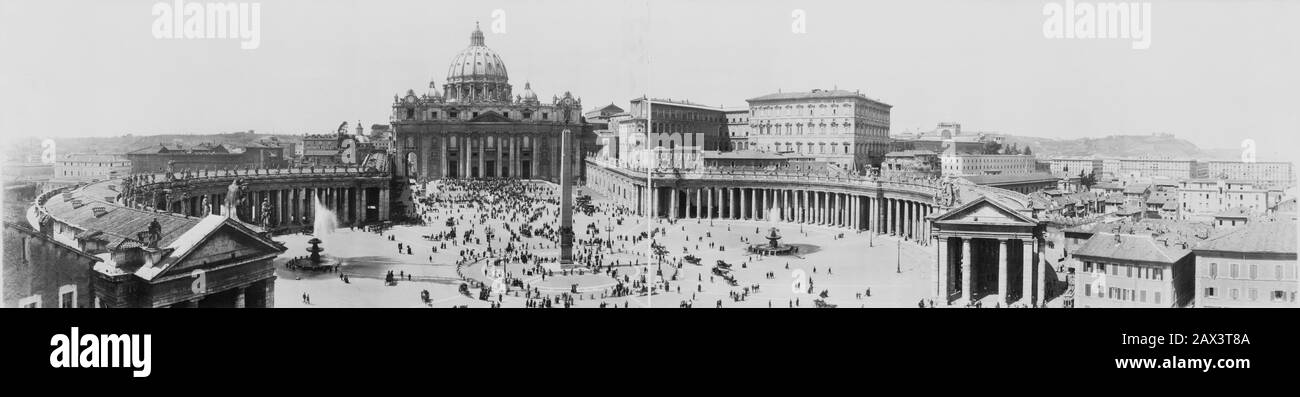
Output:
[
  {"xmin": 961, "ymin": 173, "xmax": 1057, "ymax": 186},
  {"xmin": 59, "ymin": 153, "xmax": 130, "ymax": 162},
  {"xmin": 1213, "ymin": 206, "xmax": 1252, "ymax": 218},
  {"xmin": 1195, "ymin": 220, "xmax": 1297, "ymax": 254},
  {"xmin": 635, "ymin": 97, "xmax": 727, "ymax": 112},
  {"xmin": 885, "ymin": 150, "xmax": 937, "ymax": 157},
  {"xmin": 1123, "ymin": 184, "xmax": 1151, "ymax": 194},
  {"xmin": 746, "ymin": 89, "xmax": 890, "ymax": 106},
  {"xmin": 1073, "ymin": 232, "xmax": 1192, "ymax": 264},
  {"xmin": 40, "ymin": 182, "xmax": 200, "ymax": 249}
]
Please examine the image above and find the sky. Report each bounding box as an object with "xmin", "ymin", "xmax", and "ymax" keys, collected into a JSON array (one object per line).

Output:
[{"xmin": 1, "ymin": 0, "xmax": 1297, "ymax": 155}]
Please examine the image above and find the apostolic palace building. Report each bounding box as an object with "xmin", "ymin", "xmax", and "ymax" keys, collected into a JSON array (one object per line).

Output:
[
  {"xmin": 746, "ymin": 89, "xmax": 893, "ymax": 172},
  {"xmin": 392, "ymin": 24, "xmax": 591, "ymax": 183}
]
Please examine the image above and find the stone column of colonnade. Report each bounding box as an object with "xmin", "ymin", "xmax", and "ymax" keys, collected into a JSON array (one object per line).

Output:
[
  {"xmin": 813, "ymin": 192, "xmax": 820, "ymax": 224},
  {"xmin": 727, "ymin": 188, "xmax": 734, "ymax": 219},
  {"xmin": 907, "ymin": 200, "xmax": 915, "ymax": 239},
  {"xmin": 887, "ymin": 198, "xmax": 895, "ymax": 235},
  {"xmin": 669, "ymin": 187, "xmax": 678, "ymax": 220},
  {"xmin": 885, "ymin": 198, "xmax": 893, "ymax": 234},
  {"xmin": 998, "ymin": 238, "xmax": 1009, "ymax": 303},
  {"xmin": 633, "ymin": 185, "xmax": 939, "ymax": 241},
  {"xmin": 1036, "ymin": 236, "xmax": 1046, "ymax": 306},
  {"xmin": 800, "ymin": 190, "xmax": 807, "ymax": 223},
  {"xmin": 893, "ymin": 199, "xmax": 901, "ymax": 236},
  {"xmin": 960, "ymin": 237, "xmax": 972, "ymax": 303},
  {"xmin": 936, "ymin": 237, "xmax": 949, "ymax": 299}
]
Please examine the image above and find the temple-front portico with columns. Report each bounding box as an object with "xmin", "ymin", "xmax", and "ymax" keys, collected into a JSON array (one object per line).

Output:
[{"xmin": 930, "ymin": 195, "xmax": 1048, "ymax": 306}]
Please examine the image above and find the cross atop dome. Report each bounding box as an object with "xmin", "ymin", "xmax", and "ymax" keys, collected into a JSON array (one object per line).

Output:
[{"xmin": 470, "ymin": 22, "xmax": 485, "ymax": 46}]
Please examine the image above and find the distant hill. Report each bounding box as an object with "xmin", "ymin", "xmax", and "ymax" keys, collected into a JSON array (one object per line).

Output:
[
  {"xmin": 996, "ymin": 134, "xmax": 1238, "ymax": 161},
  {"xmin": 49, "ymin": 132, "xmax": 305, "ymax": 155}
]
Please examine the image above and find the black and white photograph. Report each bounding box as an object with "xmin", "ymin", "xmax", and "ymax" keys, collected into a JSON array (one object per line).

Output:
[{"xmin": 1, "ymin": 0, "xmax": 1296, "ymax": 381}]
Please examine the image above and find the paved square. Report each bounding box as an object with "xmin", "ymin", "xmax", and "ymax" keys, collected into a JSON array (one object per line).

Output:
[{"xmin": 274, "ymin": 180, "xmax": 936, "ymax": 308}]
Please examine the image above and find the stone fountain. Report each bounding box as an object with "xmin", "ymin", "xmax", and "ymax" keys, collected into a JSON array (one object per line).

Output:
[
  {"xmin": 747, "ymin": 206, "xmax": 797, "ymax": 255},
  {"xmin": 288, "ymin": 236, "xmax": 340, "ymax": 271},
  {"xmin": 748, "ymin": 226, "xmax": 796, "ymax": 256}
]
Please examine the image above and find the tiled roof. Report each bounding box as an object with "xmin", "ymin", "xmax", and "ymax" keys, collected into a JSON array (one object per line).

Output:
[
  {"xmin": 1124, "ymin": 184, "xmax": 1151, "ymax": 194},
  {"xmin": 1063, "ymin": 222, "xmax": 1113, "ymax": 235},
  {"xmin": 1074, "ymin": 232, "xmax": 1191, "ymax": 264},
  {"xmin": 39, "ymin": 180, "xmax": 199, "ymax": 248},
  {"xmin": 1196, "ymin": 221, "xmax": 1296, "ymax": 254},
  {"xmin": 961, "ymin": 173, "xmax": 1057, "ymax": 186}
]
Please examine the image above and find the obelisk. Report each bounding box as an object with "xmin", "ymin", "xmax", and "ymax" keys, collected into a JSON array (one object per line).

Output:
[{"xmin": 558, "ymin": 129, "xmax": 576, "ymax": 267}]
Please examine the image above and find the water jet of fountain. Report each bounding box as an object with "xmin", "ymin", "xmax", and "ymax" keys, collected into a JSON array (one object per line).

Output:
[{"xmin": 313, "ymin": 196, "xmax": 338, "ymax": 240}]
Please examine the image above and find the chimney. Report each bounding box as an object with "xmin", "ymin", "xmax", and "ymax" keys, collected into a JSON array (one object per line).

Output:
[
  {"xmin": 72, "ymin": 199, "xmax": 84, "ymax": 209},
  {"xmin": 92, "ymin": 207, "xmax": 108, "ymax": 218},
  {"xmin": 1114, "ymin": 233, "xmax": 1122, "ymax": 243},
  {"xmin": 62, "ymin": 192, "xmax": 73, "ymax": 202}
]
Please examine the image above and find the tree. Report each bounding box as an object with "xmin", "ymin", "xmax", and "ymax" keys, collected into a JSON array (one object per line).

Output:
[
  {"xmin": 1023, "ymin": 146, "xmax": 1032, "ymax": 156},
  {"xmin": 1080, "ymin": 170, "xmax": 1097, "ymax": 190},
  {"xmin": 982, "ymin": 140, "xmax": 1003, "ymax": 155}
]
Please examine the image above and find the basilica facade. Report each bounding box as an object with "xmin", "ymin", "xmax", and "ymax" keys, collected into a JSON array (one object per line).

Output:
[{"xmin": 392, "ymin": 24, "xmax": 591, "ymax": 183}]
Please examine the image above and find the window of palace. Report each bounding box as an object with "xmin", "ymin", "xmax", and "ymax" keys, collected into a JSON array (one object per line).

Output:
[
  {"xmin": 1273, "ymin": 290, "xmax": 1286, "ymax": 301},
  {"xmin": 472, "ymin": 112, "xmax": 479, "ymax": 118},
  {"xmin": 1230, "ymin": 288, "xmax": 1239, "ymax": 300},
  {"xmin": 542, "ymin": 112, "xmax": 549, "ymax": 120},
  {"xmin": 1231, "ymin": 263, "xmax": 1239, "ymax": 278},
  {"xmin": 449, "ymin": 110, "xmax": 459, "ymax": 118},
  {"xmin": 1250, "ymin": 264, "xmax": 1257, "ymax": 280},
  {"xmin": 1205, "ymin": 287, "xmax": 1216, "ymax": 298},
  {"xmin": 60, "ymin": 285, "xmax": 76, "ymax": 308}
]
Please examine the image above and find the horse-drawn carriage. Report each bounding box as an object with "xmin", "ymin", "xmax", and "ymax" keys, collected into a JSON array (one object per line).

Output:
[
  {"xmin": 711, "ymin": 265, "xmax": 739, "ymax": 286},
  {"xmin": 683, "ymin": 255, "xmax": 701, "ymax": 265}
]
